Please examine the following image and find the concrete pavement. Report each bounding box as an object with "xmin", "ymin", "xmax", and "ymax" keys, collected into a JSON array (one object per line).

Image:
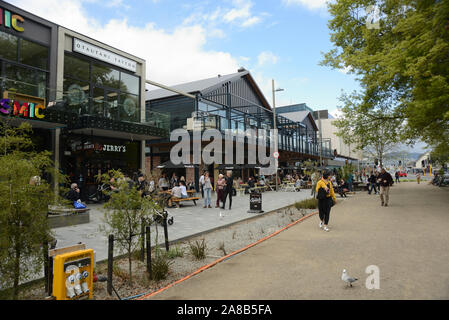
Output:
[
  {"xmin": 147, "ymin": 182, "xmax": 449, "ymax": 300},
  {"xmin": 52, "ymin": 188, "xmax": 314, "ymax": 262}
]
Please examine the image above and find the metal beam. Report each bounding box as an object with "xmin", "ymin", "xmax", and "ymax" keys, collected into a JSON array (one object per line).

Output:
[{"xmin": 145, "ymin": 79, "xmax": 196, "ymax": 100}]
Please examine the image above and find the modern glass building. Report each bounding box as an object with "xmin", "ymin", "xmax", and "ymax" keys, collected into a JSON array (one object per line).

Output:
[
  {"xmin": 0, "ymin": 2, "xmax": 167, "ymax": 197},
  {"xmin": 146, "ymin": 69, "xmax": 334, "ymax": 186}
]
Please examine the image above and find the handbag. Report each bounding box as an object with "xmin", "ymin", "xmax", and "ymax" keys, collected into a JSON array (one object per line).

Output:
[
  {"xmin": 73, "ymin": 200, "xmax": 86, "ymax": 209},
  {"xmin": 232, "ymin": 187, "xmax": 237, "ymax": 196}
]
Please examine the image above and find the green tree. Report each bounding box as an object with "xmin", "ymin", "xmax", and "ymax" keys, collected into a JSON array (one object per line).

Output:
[
  {"xmin": 321, "ymin": 0, "xmax": 449, "ymax": 157},
  {"xmin": 99, "ymin": 170, "xmax": 161, "ymax": 285},
  {"xmin": 332, "ymin": 92, "xmax": 401, "ymax": 168},
  {"xmin": 0, "ymin": 119, "xmax": 67, "ymax": 299}
]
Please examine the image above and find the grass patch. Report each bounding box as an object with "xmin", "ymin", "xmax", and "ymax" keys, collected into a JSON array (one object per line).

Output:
[
  {"xmin": 294, "ymin": 198, "xmax": 318, "ymax": 210},
  {"xmin": 188, "ymin": 239, "xmax": 207, "ymax": 260},
  {"xmin": 165, "ymin": 245, "xmax": 185, "ymax": 259},
  {"xmin": 151, "ymin": 246, "xmax": 173, "ymax": 281}
]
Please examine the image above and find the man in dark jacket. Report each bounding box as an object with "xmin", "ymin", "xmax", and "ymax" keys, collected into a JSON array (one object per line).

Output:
[
  {"xmin": 368, "ymin": 173, "xmax": 378, "ymax": 195},
  {"xmin": 222, "ymin": 171, "xmax": 234, "ymax": 210},
  {"xmin": 67, "ymin": 183, "xmax": 81, "ymax": 202},
  {"xmin": 378, "ymin": 168, "xmax": 394, "ymax": 207},
  {"xmin": 136, "ymin": 174, "xmax": 148, "ymax": 197}
]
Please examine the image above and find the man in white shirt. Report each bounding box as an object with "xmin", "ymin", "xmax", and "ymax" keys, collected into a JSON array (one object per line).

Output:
[{"xmin": 199, "ymin": 172, "xmax": 205, "ymax": 198}]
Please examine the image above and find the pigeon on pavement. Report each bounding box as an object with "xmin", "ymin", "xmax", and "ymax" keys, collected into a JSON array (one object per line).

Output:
[{"xmin": 341, "ymin": 269, "xmax": 358, "ymax": 287}]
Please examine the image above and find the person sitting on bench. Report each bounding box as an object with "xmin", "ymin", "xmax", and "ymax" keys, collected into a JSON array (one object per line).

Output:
[
  {"xmin": 338, "ymin": 179, "xmax": 349, "ymax": 198},
  {"xmin": 179, "ymin": 181, "xmax": 188, "ymax": 199},
  {"xmin": 169, "ymin": 183, "xmax": 183, "ymax": 208}
]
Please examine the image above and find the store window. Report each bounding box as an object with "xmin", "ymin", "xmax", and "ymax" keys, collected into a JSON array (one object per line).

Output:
[
  {"xmin": 63, "ymin": 77, "xmax": 90, "ymax": 114},
  {"xmin": 64, "ymin": 54, "xmax": 90, "ymax": 80},
  {"xmin": 20, "ymin": 38, "xmax": 48, "ymax": 70},
  {"xmin": 120, "ymin": 93, "xmax": 139, "ymax": 122},
  {"xmin": 120, "ymin": 72, "xmax": 139, "ymax": 95},
  {"xmin": 0, "ymin": 31, "xmax": 18, "ymax": 61},
  {"xmin": 92, "ymin": 62, "xmax": 120, "ymax": 89},
  {"xmin": 4, "ymin": 63, "xmax": 47, "ymax": 98},
  {"xmin": 63, "ymin": 52, "xmax": 141, "ymax": 123}
]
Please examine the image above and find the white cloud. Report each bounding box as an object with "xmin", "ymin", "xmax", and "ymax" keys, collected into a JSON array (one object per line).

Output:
[
  {"xmin": 338, "ymin": 65, "xmax": 353, "ymax": 74},
  {"xmin": 12, "ymin": 0, "xmax": 240, "ymax": 86},
  {"xmin": 257, "ymin": 51, "xmax": 279, "ymax": 66},
  {"xmin": 282, "ymin": 0, "xmax": 328, "ymax": 10}
]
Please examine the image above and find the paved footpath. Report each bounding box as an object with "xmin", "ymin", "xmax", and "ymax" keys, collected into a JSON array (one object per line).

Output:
[
  {"xmin": 52, "ymin": 189, "xmax": 313, "ymax": 262},
  {"xmin": 147, "ymin": 182, "xmax": 449, "ymax": 300}
]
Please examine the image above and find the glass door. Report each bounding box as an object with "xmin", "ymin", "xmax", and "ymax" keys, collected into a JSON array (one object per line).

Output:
[
  {"xmin": 105, "ymin": 89, "xmax": 119, "ymax": 120},
  {"xmin": 91, "ymin": 87, "xmax": 119, "ymax": 120}
]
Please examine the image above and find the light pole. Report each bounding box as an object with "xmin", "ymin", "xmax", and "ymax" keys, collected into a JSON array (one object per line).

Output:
[{"xmin": 272, "ymin": 79, "xmax": 284, "ymax": 192}]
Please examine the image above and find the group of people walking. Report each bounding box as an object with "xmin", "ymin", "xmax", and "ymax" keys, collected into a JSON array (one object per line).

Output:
[{"xmin": 315, "ymin": 168, "xmax": 394, "ymax": 232}]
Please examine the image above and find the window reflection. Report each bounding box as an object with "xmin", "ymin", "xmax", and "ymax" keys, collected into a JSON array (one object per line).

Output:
[
  {"xmin": 20, "ymin": 39, "xmax": 48, "ymax": 70},
  {"xmin": 4, "ymin": 64, "xmax": 47, "ymax": 98},
  {"xmin": 120, "ymin": 72, "xmax": 139, "ymax": 95},
  {"xmin": 0, "ymin": 31, "xmax": 18, "ymax": 61},
  {"xmin": 64, "ymin": 54, "xmax": 90, "ymax": 80},
  {"xmin": 92, "ymin": 63, "xmax": 120, "ymax": 89}
]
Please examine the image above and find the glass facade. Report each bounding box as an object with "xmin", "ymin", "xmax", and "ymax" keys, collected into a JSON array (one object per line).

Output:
[
  {"xmin": 0, "ymin": 30, "xmax": 49, "ymax": 100},
  {"xmin": 63, "ymin": 52, "xmax": 141, "ymax": 122}
]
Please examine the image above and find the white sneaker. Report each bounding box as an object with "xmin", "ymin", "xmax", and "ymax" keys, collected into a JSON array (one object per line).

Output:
[
  {"xmin": 319, "ymin": 221, "xmax": 323, "ymax": 229},
  {"xmin": 323, "ymin": 226, "xmax": 330, "ymax": 232}
]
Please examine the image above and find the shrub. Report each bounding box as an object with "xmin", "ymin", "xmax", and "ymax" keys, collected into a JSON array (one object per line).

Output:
[
  {"xmin": 294, "ymin": 198, "xmax": 318, "ymax": 210},
  {"xmin": 151, "ymin": 246, "xmax": 172, "ymax": 281},
  {"xmin": 165, "ymin": 245, "xmax": 185, "ymax": 259},
  {"xmin": 189, "ymin": 239, "xmax": 207, "ymax": 260}
]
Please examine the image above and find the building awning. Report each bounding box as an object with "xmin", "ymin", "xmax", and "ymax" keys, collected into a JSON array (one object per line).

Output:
[
  {"xmin": 157, "ymin": 160, "xmax": 198, "ymax": 169},
  {"xmin": 70, "ymin": 127, "xmax": 160, "ymax": 141},
  {"xmin": 68, "ymin": 115, "xmax": 168, "ymax": 141},
  {"xmin": 1, "ymin": 116, "xmax": 67, "ymax": 130}
]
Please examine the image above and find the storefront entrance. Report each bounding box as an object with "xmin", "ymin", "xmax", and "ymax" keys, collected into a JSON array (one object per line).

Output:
[{"xmin": 62, "ymin": 134, "xmax": 140, "ymax": 198}]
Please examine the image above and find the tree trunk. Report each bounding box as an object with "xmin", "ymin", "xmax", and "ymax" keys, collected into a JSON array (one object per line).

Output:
[
  {"xmin": 128, "ymin": 244, "xmax": 133, "ymax": 286},
  {"xmin": 13, "ymin": 245, "xmax": 21, "ymax": 300}
]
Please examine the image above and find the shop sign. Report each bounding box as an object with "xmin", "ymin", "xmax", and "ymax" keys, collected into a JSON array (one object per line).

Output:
[
  {"xmin": 74, "ymin": 143, "xmax": 127, "ymax": 153},
  {"xmin": 73, "ymin": 38, "xmax": 137, "ymax": 72},
  {"xmin": 0, "ymin": 92, "xmax": 46, "ymax": 119},
  {"xmin": 0, "ymin": 8, "xmax": 25, "ymax": 32}
]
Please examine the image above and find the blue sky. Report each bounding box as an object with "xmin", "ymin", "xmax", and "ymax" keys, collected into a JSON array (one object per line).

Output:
[{"xmin": 12, "ymin": 0, "xmax": 360, "ymax": 115}]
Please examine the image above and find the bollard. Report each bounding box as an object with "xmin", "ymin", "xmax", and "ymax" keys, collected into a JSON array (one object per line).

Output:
[
  {"xmin": 140, "ymin": 218, "xmax": 145, "ymax": 262},
  {"xmin": 146, "ymin": 226, "xmax": 152, "ymax": 280},
  {"xmin": 163, "ymin": 212, "xmax": 169, "ymax": 252},
  {"xmin": 43, "ymin": 241, "xmax": 49, "ymax": 294},
  {"xmin": 107, "ymin": 234, "xmax": 114, "ymax": 296}
]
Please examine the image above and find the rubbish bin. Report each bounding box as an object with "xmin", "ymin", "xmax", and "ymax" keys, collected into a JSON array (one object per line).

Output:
[{"xmin": 248, "ymin": 190, "xmax": 264, "ymax": 213}]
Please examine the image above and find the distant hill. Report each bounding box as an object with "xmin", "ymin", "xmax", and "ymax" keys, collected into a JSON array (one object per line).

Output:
[{"xmin": 384, "ymin": 152, "xmax": 422, "ymax": 161}]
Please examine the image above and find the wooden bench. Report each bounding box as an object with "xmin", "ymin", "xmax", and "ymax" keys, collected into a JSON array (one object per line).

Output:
[
  {"xmin": 236, "ymin": 188, "xmax": 246, "ymax": 196},
  {"xmin": 171, "ymin": 196, "xmax": 200, "ymax": 207}
]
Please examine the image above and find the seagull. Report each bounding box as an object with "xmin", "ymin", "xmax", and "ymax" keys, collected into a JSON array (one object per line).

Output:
[
  {"xmin": 341, "ymin": 269, "xmax": 358, "ymax": 287},
  {"xmin": 219, "ymin": 211, "xmax": 224, "ymax": 219}
]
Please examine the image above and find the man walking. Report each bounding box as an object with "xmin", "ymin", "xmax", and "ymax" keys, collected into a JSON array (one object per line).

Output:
[
  {"xmin": 368, "ymin": 172, "xmax": 378, "ymax": 195},
  {"xmin": 222, "ymin": 171, "xmax": 234, "ymax": 210},
  {"xmin": 199, "ymin": 171, "xmax": 205, "ymax": 198},
  {"xmin": 378, "ymin": 168, "xmax": 393, "ymax": 207}
]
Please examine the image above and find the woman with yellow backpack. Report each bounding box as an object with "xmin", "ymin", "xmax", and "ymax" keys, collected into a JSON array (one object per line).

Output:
[{"xmin": 316, "ymin": 172, "xmax": 337, "ymax": 232}]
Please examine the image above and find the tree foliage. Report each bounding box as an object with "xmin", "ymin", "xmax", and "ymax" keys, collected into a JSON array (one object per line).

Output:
[
  {"xmin": 99, "ymin": 170, "xmax": 161, "ymax": 285},
  {"xmin": 322, "ymin": 0, "xmax": 449, "ymax": 157},
  {"xmin": 332, "ymin": 91, "xmax": 402, "ymax": 167},
  {"xmin": 0, "ymin": 119, "xmax": 67, "ymax": 299}
]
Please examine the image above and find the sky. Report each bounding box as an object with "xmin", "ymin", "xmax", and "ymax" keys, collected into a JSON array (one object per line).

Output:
[
  {"xmin": 6, "ymin": 0, "xmax": 427, "ymax": 153},
  {"xmin": 8, "ymin": 0, "xmax": 360, "ymax": 116}
]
